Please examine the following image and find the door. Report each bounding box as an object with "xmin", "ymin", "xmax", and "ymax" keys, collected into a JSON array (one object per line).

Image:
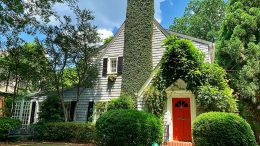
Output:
[{"xmin": 172, "ymin": 98, "xmax": 192, "ymax": 141}]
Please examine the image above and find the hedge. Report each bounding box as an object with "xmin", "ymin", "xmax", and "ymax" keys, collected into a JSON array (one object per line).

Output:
[
  {"xmin": 96, "ymin": 109, "xmax": 163, "ymax": 146},
  {"xmin": 193, "ymin": 112, "xmax": 257, "ymax": 146},
  {"xmin": 0, "ymin": 117, "xmax": 21, "ymax": 141},
  {"xmin": 31, "ymin": 122, "xmax": 95, "ymax": 143},
  {"xmin": 121, "ymin": 0, "xmax": 154, "ymax": 97},
  {"xmin": 107, "ymin": 94, "xmax": 135, "ymax": 111}
]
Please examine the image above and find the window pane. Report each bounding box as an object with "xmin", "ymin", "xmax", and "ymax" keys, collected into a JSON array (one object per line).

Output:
[{"xmin": 111, "ymin": 58, "xmax": 117, "ymax": 73}]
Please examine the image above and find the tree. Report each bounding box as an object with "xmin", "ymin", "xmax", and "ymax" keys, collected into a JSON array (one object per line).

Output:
[
  {"xmin": 216, "ymin": 0, "xmax": 260, "ymax": 102},
  {"xmin": 40, "ymin": 5, "xmax": 99, "ymax": 121},
  {"xmin": 0, "ymin": 43, "xmax": 49, "ymax": 113},
  {"xmin": 69, "ymin": 6, "xmax": 99, "ymax": 121},
  {"xmin": 169, "ymin": 0, "xmax": 226, "ymax": 42},
  {"xmin": 103, "ymin": 36, "xmax": 113, "ymax": 45}
]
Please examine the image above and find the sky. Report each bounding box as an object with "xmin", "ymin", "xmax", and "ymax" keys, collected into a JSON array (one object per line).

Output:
[{"xmin": 22, "ymin": 0, "xmax": 190, "ymax": 42}]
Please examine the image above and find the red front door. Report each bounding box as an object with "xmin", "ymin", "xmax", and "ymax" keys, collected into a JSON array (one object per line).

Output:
[{"xmin": 172, "ymin": 98, "xmax": 192, "ymax": 142}]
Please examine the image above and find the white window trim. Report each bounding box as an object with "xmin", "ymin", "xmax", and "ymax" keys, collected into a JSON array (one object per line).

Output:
[{"xmin": 107, "ymin": 57, "xmax": 118, "ymax": 74}]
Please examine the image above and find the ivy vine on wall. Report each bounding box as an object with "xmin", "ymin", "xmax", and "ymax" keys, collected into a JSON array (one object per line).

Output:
[
  {"xmin": 144, "ymin": 35, "xmax": 237, "ymax": 117},
  {"xmin": 121, "ymin": 0, "xmax": 154, "ymax": 98}
]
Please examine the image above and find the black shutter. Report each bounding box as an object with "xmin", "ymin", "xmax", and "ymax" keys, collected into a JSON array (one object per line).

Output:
[
  {"xmin": 117, "ymin": 57, "xmax": 123, "ymax": 75},
  {"xmin": 102, "ymin": 58, "xmax": 108, "ymax": 77}
]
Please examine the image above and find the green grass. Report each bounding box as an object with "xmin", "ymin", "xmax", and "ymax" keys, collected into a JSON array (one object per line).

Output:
[{"xmin": 0, "ymin": 142, "xmax": 95, "ymax": 146}]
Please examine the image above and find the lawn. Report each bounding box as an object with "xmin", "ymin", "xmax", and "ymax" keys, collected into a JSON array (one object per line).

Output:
[{"xmin": 0, "ymin": 142, "xmax": 95, "ymax": 146}]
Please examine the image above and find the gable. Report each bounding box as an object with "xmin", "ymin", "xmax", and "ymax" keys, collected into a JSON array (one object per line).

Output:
[{"xmin": 96, "ymin": 19, "xmax": 214, "ymax": 100}]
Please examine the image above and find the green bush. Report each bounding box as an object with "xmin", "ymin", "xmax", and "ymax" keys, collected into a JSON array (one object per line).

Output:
[
  {"xmin": 31, "ymin": 122, "xmax": 95, "ymax": 143},
  {"xmin": 0, "ymin": 117, "xmax": 21, "ymax": 141},
  {"xmin": 96, "ymin": 109, "xmax": 163, "ymax": 146},
  {"xmin": 107, "ymin": 94, "xmax": 135, "ymax": 111},
  {"xmin": 193, "ymin": 112, "xmax": 257, "ymax": 146},
  {"xmin": 39, "ymin": 95, "xmax": 63, "ymax": 122},
  {"xmin": 196, "ymin": 85, "xmax": 238, "ymax": 112}
]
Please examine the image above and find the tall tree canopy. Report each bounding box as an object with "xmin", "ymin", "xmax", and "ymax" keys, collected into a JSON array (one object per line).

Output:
[
  {"xmin": 169, "ymin": 0, "xmax": 226, "ymax": 42},
  {"xmin": 216, "ymin": 0, "xmax": 260, "ymax": 102},
  {"xmin": 40, "ymin": 5, "xmax": 99, "ymax": 121}
]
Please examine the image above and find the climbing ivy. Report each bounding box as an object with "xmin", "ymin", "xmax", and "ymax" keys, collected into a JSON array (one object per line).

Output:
[
  {"xmin": 121, "ymin": 0, "xmax": 154, "ymax": 98},
  {"xmin": 144, "ymin": 35, "xmax": 238, "ymax": 115}
]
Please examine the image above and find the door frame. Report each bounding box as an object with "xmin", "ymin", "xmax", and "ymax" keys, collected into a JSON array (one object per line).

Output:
[
  {"xmin": 172, "ymin": 98, "xmax": 192, "ymax": 142},
  {"xmin": 165, "ymin": 91, "xmax": 197, "ymax": 142}
]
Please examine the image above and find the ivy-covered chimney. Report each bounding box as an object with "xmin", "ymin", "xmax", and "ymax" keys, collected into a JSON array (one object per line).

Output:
[{"xmin": 121, "ymin": 0, "xmax": 154, "ymax": 97}]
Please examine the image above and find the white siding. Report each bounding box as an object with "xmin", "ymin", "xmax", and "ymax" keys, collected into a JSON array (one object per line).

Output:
[{"xmin": 64, "ymin": 22, "xmax": 213, "ymax": 121}]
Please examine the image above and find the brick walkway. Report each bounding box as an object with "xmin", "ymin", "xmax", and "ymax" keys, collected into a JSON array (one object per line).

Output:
[{"xmin": 162, "ymin": 141, "xmax": 194, "ymax": 146}]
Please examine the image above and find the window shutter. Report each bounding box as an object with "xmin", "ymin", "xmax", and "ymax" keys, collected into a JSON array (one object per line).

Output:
[
  {"xmin": 102, "ymin": 58, "xmax": 108, "ymax": 77},
  {"xmin": 117, "ymin": 57, "xmax": 123, "ymax": 75}
]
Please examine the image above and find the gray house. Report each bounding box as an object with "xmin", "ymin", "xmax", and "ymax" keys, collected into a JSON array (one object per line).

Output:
[
  {"xmin": 63, "ymin": 19, "xmax": 214, "ymax": 123},
  {"xmin": 11, "ymin": 18, "xmax": 214, "ymax": 143}
]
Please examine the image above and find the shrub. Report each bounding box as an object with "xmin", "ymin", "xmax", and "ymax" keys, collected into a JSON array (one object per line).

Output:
[
  {"xmin": 0, "ymin": 117, "xmax": 21, "ymax": 141},
  {"xmin": 143, "ymin": 85, "xmax": 167, "ymax": 117},
  {"xmin": 31, "ymin": 122, "xmax": 95, "ymax": 143},
  {"xmin": 96, "ymin": 109, "xmax": 163, "ymax": 146},
  {"xmin": 193, "ymin": 112, "xmax": 257, "ymax": 146},
  {"xmin": 38, "ymin": 95, "xmax": 63, "ymax": 122},
  {"xmin": 196, "ymin": 85, "xmax": 238, "ymax": 112},
  {"xmin": 107, "ymin": 94, "xmax": 135, "ymax": 111}
]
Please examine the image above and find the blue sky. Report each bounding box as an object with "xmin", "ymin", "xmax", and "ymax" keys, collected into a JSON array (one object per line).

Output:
[{"xmin": 22, "ymin": 0, "xmax": 190, "ymax": 42}]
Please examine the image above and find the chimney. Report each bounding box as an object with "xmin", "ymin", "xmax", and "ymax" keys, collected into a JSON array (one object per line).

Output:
[{"xmin": 121, "ymin": 0, "xmax": 154, "ymax": 98}]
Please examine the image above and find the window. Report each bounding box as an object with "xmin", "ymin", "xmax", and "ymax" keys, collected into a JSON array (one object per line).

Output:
[
  {"xmin": 108, "ymin": 58, "xmax": 118, "ymax": 74},
  {"xmin": 102, "ymin": 57, "xmax": 123, "ymax": 76}
]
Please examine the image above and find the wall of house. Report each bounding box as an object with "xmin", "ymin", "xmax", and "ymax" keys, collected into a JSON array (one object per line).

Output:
[{"xmin": 64, "ymin": 22, "xmax": 213, "ymax": 122}]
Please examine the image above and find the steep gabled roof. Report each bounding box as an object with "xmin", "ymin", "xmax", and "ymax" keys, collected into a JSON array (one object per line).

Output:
[
  {"xmin": 97, "ymin": 19, "xmax": 214, "ymax": 60},
  {"xmin": 137, "ymin": 20, "xmax": 215, "ymax": 97},
  {"xmin": 95, "ymin": 19, "xmax": 215, "ymax": 97},
  {"xmin": 152, "ymin": 19, "xmax": 214, "ymax": 47}
]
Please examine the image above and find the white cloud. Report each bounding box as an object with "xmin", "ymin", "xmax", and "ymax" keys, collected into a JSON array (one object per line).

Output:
[
  {"xmin": 155, "ymin": 0, "xmax": 166, "ymax": 23},
  {"xmin": 98, "ymin": 29, "xmax": 113, "ymax": 40},
  {"xmin": 51, "ymin": 0, "xmax": 166, "ymax": 33}
]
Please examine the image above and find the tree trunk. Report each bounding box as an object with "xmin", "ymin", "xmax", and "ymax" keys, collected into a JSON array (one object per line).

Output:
[
  {"xmin": 5, "ymin": 70, "xmax": 10, "ymax": 93},
  {"xmin": 11, "ymin": 75, "xmax": 18, "ymax": 115}
]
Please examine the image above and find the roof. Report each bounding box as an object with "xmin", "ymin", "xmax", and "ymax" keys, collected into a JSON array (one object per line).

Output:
[
  {"xmin": 137, "ymin": 20, "xmax": 215, "ymax": 97},
  {"xmin": 152, "ymin": 19, "xmax": 214, "ymax": 47},
  {"xmin": 96, "ymin": 19, "xmax": 215, "ymax": 97},
  {"xmin": 98, "ymin": 19, "xmax": 214, "ymax": 54}
]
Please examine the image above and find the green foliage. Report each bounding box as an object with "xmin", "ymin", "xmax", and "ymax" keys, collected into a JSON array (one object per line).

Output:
[
  {"xmin": 31, "ymin": 122, "xmax": 95, "ymax": 143},
  {"xmin": 94, "ymin": 101, "xmax": 107, "ymax": 116},
  {"xmin": 157, "ymin": 35, "xmax": 205, "ymax": 89},
  {"xmin": 143, "ymin": 85, "xmax": 167, "ymax": 117},
  {"xmin": 0, "ymin": 43, "xmax": 49, "ymax": 92},
  {"xmin": 103, "ymin": 36, "xmax": 113, "ymax": 45},
  {"xmin": 2, "ymin": 95, "xmax": 12, "ymax": 117},
  {"xmin": 187, "ymin": 63, "xmax": 229, "ymax": 91},
  {"xmin": 96, "ymin": 109, "xmax": 163, "ymax": 146},
  {"xmin": 107, "ymin": 94, "xmax": 135, "ymax": 111},
  {"xmin": 193, "ymin": 112, "xmax": 257, "ymax": 146},
  {"xmin": 147, "ymin": 35, "xmax": 237, "ymax": 113},
  {"xmin": 0, "ymin": 117, "xmax": 21, "ymax": 141},
  {"xmin": 216, "ymin": 0, "xmax": 260, "ymax": 102},
  {"xmin": 121, "ymin": 0, "xmax": 154, "ymax": 97},
  {"xmin": 170, "ymin": 0, "xmax": 226, "ymax": 42},
  {"xmin": 38, "ymin": 95, "xmax": 63, "ymax": 122},
  {"xmin": 239, "ymin": 100, "xmax": 260, "ymax": 143},
  {"xmin": 197, "ymin": 85, "xmax": 238, "ymax": 112}
]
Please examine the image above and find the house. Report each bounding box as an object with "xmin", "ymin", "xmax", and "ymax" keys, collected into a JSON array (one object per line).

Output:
[
  {"xmin": 14, "ymin": 1, "xmax": 213, "ymax": 143},
  {"xmin": 62, "ymin": 19, "xmax": 213, "ymax": 142}
]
